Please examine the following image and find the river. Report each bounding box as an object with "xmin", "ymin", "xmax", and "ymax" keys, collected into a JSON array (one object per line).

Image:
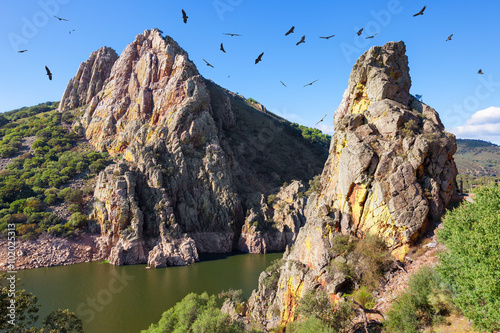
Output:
[{"xmin": 16, "ymin": 252, "xmax": 282, "ymax": 333}]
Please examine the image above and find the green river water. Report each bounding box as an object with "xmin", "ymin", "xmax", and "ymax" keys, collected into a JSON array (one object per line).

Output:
[{"xmin": 16, "ymin": 252, "xmax": 282, "ymax": 333}]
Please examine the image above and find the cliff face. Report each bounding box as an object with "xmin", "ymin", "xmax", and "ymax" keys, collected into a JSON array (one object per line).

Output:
[
  {"xmin": 59, "ymin": 29, "xmax": 326, "ymax": 267},
  {"xmin": 317, "ymin": 41, "xmax": 457, "ymax": 251},
  {"xmin": 248, "ymin": 41, "xmax": 458, "ymax": 328}
]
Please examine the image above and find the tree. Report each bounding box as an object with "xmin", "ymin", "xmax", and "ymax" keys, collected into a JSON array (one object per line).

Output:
[
  {"xmin": 42, "ymin": 309, "xmax": 84, "ymax": 333},
  {"xmin": 0, "ymin": 274, "xmax": 39, "ymax": 332},
  {"xmin": 142, "ymin": 292, "xmax": 244, "ymax": 333},
  {"xmin": 437, "ymin": 185, "xmax": 500, "ymax": 332},
  {"xmin": 1, "ymin": 274, "xmax": 83, "ymax": 332}
]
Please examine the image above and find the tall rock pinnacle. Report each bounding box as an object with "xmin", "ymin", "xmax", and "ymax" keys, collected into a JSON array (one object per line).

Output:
[
  {"xmin": 248, "ymin": 41, "xmax": 458, "ymax": 328},
  {"xmin": 317, "ymin": 41, "xmax": 457, "ymax": 250}
]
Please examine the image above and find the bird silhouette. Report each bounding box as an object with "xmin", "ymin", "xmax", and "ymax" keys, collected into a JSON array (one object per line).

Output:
[
  {"xmin": 285, "ymin": 26, "xmax": 295, "ymax": 36},
  {"xmin": 17, "ymin": 50, "xmax": 28, "ymax": 53},
  {"xmin": 255, "ymin": 52, "xmax": 264, "ymax": 64},
  {"xmin": 319, "ymin": 34, "xmax": 335, "ymax": 39},
  {"xmin": 413, "ymin": 6, "xmax": 426, "ymax": 17},
  {"xmin": 446, "ymin": 34, "xmax": 453, "ymax": 41},
  {"xmin": 182, "ymin": 9, "xmax": 188, "ymax": 23},
  {"xmin": 304, "ymin": 80, "xmax": 318, "ymax": 87},
  {"xmin": 315, "ymin": 114, "xmax": 327, "ymax": 126},
  {"xmin": 296, "ymin": 35, "xmax": 306, "ymax": 45},
  {"xmin": 69, "ymin": 29, "xmax": 75, "ymax": 34},
  {"xmin": 203, "ymin": 59, "xmax": 214, "ymax": 68},
  {"xmin": 223, "ymin": 33, "xmax": 241, "ymax": 37},
  {"xmin": 220, "ymin": 43, "xmax": 226, "ymax": 53},
  {"xmin": 478, "ymin": 69, "xmax": 484, "ymax": 74},
  {"xmin": 366, "ymin": 33, "xmax": 378, "ymax": 39},
  {"xmin": 280, "ymin": 81, "xmax": 287, "ymax": 87},
  {"xmin": 357, "ymin": 28, "xmax": 364, "ymax": 36},
  {"xmin": 45, "ymin": 66, "xmax": 52, "ymax": 80},
  {"xmin": 53, "ymin": 15, "xmax": 68, "ymax": 21}
]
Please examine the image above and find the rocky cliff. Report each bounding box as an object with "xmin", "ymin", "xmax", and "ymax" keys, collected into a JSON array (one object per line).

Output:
[
  {"xmin": 59, "ymin": 29, "xmax": 326, "ymax": 267},
  {"xmin": 248, "ymin": 41, "xmax": 458, "ymax": 328}
]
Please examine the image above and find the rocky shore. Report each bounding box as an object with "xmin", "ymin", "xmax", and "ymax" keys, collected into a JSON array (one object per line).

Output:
[{"xmin": 0, "ymin": 232, "xmax": 107, "ymax": 271}]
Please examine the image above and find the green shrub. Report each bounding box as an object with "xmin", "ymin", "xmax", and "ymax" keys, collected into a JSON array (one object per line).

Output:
[
  {"xmin": 293, "ymin": 289, "xmax": 354, "ymax": 333},
  {"xmin": 305, "ymin": 175, "xmax": 322, "ymax": 196},
  {"xmin": 17, "ymin": 223, "xmax": 42, "ymax": 240},
  {"xmin": 350, "ymin": 286, "xmax": 375, "ymax": 309},
  {"xmin": 329, "ymin": 234, "xmax": 392, "ymax": 291},
  {"xmin": 437, "ymin": 185, "xmax": 500, "ymax": 332},
  {"xmin": 67, "ymin": 212, "xmax": 88, "ymax": 229},
  {"xmin": 267, "ymin": 194, "xmax": 277, "ymax": 205},
  {"xmin": 47, "ymin": 224, "xmax": 65, "ymax": 236},
  {"xmin": 262, "ymin": 258, "xmax": 283, "ymax": 291},
  {"xmin": 141, "ymin": 292, "xmax": 244, "ymax": 333},
  {"xmin": 384, "ymin": 267, "xmax": 453, "ymax": 333}
]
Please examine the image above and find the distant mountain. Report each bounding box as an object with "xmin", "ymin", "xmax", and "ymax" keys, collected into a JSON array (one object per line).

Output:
[{"xmin": 455, "ymin": 139, "xmax": 500, "ymax": 178}]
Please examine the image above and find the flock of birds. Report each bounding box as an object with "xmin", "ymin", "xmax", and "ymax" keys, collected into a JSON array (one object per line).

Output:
[
  {"xmin": 16, "ymin": 6, "xmax": 486, "ymax": 125},
  {"xmin": 17, "ymin": 15, "xmax": 75, "ymax": 81},
  {"xmin": 178, "ymin": 5, "xmax": 486, "ymax": 126}
]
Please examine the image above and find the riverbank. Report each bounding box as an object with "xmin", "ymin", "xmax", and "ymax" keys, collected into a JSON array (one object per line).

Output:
[{"xmin": 0, "ymin": 232, "xmax": 108, "ymax": 271}]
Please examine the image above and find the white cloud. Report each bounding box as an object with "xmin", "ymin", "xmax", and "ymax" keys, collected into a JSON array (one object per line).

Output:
[
  {"xmin": 466, "ymin": 107, "xmax": 500, "ymax": 125},
  {"xmin": 449, "ymin": 107, "xmax": 500, "ymax": 144}
]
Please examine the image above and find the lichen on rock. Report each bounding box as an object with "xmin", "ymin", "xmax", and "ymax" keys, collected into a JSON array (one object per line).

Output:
[{"xmin": 248, "ymin": 41, "xmax": 458, "ymax": 327}]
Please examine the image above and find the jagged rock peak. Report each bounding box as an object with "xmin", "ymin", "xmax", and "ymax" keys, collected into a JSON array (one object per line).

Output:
[
  {"xmin": 316, "ymin": 40, "xmax": 457, "ymax": 252},
  {"xmin": 335, "ymin": 41, "xmax": 411, "ymax": 125},
  {"xmin": 79, "ymin": 28, "xmax": 214, "ymax": 153},
  {"xmin": 60, "ymin": 29, "xmax": 326, "ymax": 267},
  {"xmin": 58, "ymin": 46, "xmax": 118, "ymax": 112},
  {"xmin": 248, "ymin": 42, "xmax": 458, "ymax": 328}
]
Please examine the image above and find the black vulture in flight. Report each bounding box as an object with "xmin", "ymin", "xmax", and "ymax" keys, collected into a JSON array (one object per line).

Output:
[
  {"xmin": 446, "ymin": 34, "xmax": 453, "ymax": 41},
  {"xmin": 413, "ymin": 6, "xmax": 426, "ymax": 17},
  {"xmin": 220, "ymin": 43, "xmax": 226, "ymax": 53},
  {"xmin": 182, "ymin": 9, "xmax": 188, "ymax": 23},
  {"xmin": 304, "ymin": 80, "xmax": 318, "ymax": 87},
  {"xmin": 280, "ymin": 81, "xmax": 287, "ymax": 87},
  {"xmin": 357, "ymin": 28, "xmax": 363, "ymax": 36},
  {"xmin": 320, "ymin": 35, "xmax": 335, "ymax": 39},
  {"xmin": 296, "ymin": 35, "xmax": 306, "ymax": 45},
  {"xmin": 285, "ymin": 26, "xmax": 295, "ymax": 36},
  {"xmin": 478, "ymin": 69, "xmax": 484, "ymax": 74},
  {"xmin": 224, "ymin": 33, "xmax": 241, "ymax": 37},
  {"xmin": 18, "ymin": 50, "xmax": 28, "ymax": 53},
  {"xmin": 45, "ymin": 66, "xmax": 52, "ymax": 80},
  {"xmin": 53, "ymin": 15, "xmax": 68, "ymax": 21},
  {"xmin": 315, "ymin": 114, "xmax": 327, "ymax": 126},
  {"xmin": 203, "ymin": 59, "xmax": 214, "ymax": 68},
  {"xmin": 366, "ymin": 33, "xmax": 378, "ymax": 39},
  {"xmin": 255, "ymin": 52, "xmax": 264, "ymax": 64}
]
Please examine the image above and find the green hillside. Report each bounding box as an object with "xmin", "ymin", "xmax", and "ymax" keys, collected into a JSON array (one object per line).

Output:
[{"xmin": 455, "ymin": 139, "xmax": 500, "ymax": 192}]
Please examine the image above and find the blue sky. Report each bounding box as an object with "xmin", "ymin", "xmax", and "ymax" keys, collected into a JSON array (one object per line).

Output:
[{"xmin": 1, "ymin": 0, "xmax": 499, "ymax": 144}]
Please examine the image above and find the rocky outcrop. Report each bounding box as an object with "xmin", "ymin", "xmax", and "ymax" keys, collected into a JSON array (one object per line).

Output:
[
  {"xmin": 238, "ymin": 180, "xmax": 307, "ymax": 253},
  {"xmin": 316, "ymin": 41, "xmax": 457, "ymax": 252},
  {"xmin": 61, "ymin": 29, "xmax": 326, "ymax": 266},
  {"xmin": 248, "ymin": 41, "xmax": 458, "ymax": 328},
  {"xmin": 59, "ymin": 47, "xmax": 118, "ymax": 112}
]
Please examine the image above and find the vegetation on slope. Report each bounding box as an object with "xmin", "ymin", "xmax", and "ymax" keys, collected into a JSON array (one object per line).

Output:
[
  {"xmin": 141, "ymin": 292, "xmax": 245, "ymax": 333},
  {"xmin": 386, "ymin": 184, "xmax": 500, "ymax": 333},
  {"xmin": 455, "ymin": 139, "xmax": 500, "ymax": 192},
  {"xmin": 0, "ymin": 104, "xmax": 111, "ymax": 239},
  {"xmin": 437, "ymin": 184, "xmax": 500, "ymax": 332}
]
